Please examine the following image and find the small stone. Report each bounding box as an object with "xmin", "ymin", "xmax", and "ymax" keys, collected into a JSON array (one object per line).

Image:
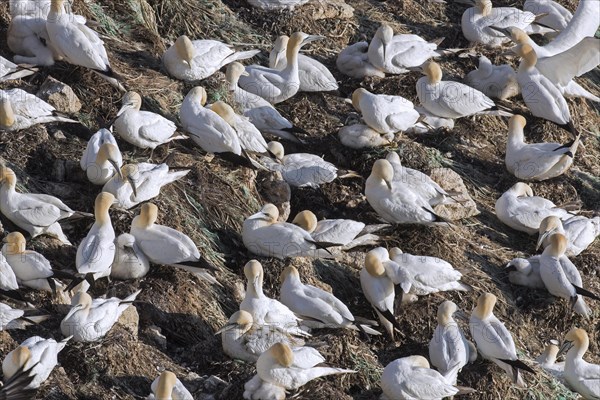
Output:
[
  {"xmin": 307, "ymin": 0, "xmax": 354, "ymax": 19},
  {"xmin": 37, "ymin": 77, "xmax": 82, "ymax": 113},
  {"xmin": 430, "ymin": 168, "xmax": 480, "ymax": 220},
  {"xmin": 116, "ymin": 305, "xmax": 139, "ymax": 336},
  {"xmin": 52, "ymin": 130, "xmax": 66, "ymax": 140},
  {"xmin": 203, "ymin": 375, "xmax": 227, "ymax": 393}
]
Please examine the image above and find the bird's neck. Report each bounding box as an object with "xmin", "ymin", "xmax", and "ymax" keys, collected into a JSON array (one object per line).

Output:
[{"xmin": 567, "ymin": 341, "xmax": 588, "ymax": 362}]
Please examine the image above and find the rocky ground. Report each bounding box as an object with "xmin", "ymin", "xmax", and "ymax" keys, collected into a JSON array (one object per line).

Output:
[{"xmin": 0, "ymin": 0, "xmax": 598, "ymax": 399}]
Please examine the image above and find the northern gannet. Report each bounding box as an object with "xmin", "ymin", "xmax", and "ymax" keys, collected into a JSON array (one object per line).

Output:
[
  {"xmin": 280, "ymin": 266, "xmax": 380, "ymax": 334},
  {"xmin": 539, "ymin": 234, "xmax": 598, "ymax": 318},
  {"xmin": 2, "ymin": 336, "xmax": 70, "ymax": 389},
  {"xmin": 461, "ymin": 0, "xmax": 550, "ymax": 47},
  {"xmin": 388, "ymin": 247, "xmax": 471, "ymax": 295},
  {"xmin": 269, "ymin": 35, "xmax": 338, "ymax": 92},
  {"xmin": 80, "ymin": 128, "xmax": 123, "ymax": 185},
  {"xmin": 380, "ymin": 356, "xmax": 474, "ymax": 399},
  {"xmin": 102, "ymin": 163, "xmax": 189, "ymax": 209},
  {"xmin": 242, "ymin": 204, "xmax": 336, "ymax": 259},
  {"xmin": 238, "ymin": 32, "xmax": 324, "ymax": 104},
  {"xmin": 130, "ymin": 203, "xmax": 217, "ymax": 272},
  {"xmin": 505, "ymin": 115, "xmax": 580, "ymax": 181},
  {"xmin": 147, "ymin": 371, "xmax": 193, "ymax": 400},
  {"xmin": 360, "ymin": 248, "xmax": 403, "ymax": 339},
  {"xmin": 226, "ymin": 62, "xmax": 304, "ymax": 144},
  {"xmin": 209, "ymin": 101, "xmax": 268, "ymax": 153},
  {"xmin": 179, "ymin": 87, "xmax": 242, "ymax": 155},
  {"xmin": 365, "ymin": 159, "xmax": 445, "ymax": 225},
  {"xmin": 2, "ymin": 232, "xmax": 62, "ymax": 292},
  {"xmin": 536, "ymin": 341, "xmax": 565, "ymax": 384},
  {"xmin": 463, "ymin": 56, "xmax": 519, "ymax": 100},
  {"xmin": 263, "ymin": 141, "xmax": 359, "ymax": 188},
  {"xmin": 416, "ymin": 61, "xmax": 502, "ymax": 119},
  {"xmin": 0, "ymin": 88, "xmax": 77, "ymax": 132},
  {"xmin": 469, "ymin": 293, "xmax": 535, "ymax": 387},
  {"xmin": 217, "ymin": 310, "xmax": 306, "ymax": 363},
  {"xmin": 495, "ymin": 182, "xmax": 576, "ymax": 235},
  {"xmin": 429, "ymin": 301, "xmax": 475, "ymax": 385},
  {"xmin": 351, "ymin": 88, "xmax": 419, "ymax": 134},
  {"xmin": 246, "ymin": 0, "xmax": 308, "ymax": 11},
  {"xmin": 336, "ymin": 41, "xmax": 385, "ymax": 79},
  {"xmin": 0, "ymin": 251, "xmax": 19, "ymax": 291},
  {"xmin": 338, "ymin": 124, "xmax": 393, "ymax": 149},
  {"xmin": 559, "ymin": 328, "xmax": 600, "ymax": 399},
  {"xmin": 114, "ymin": 91, "xmax": 186, "ymax": 149},
  {"xmin": 368, "ymin": 24, "xmax": 440, "ymax": 74},
  {"xmin": 110, "ymin": 233, "xmax": 150, "ymax": 280},
  {"xmin": 505, "ymin": 256, "xmax": 545, "ymax": 289},
  {"xmin": 0, "ymin": 56, "xmax": 36, "ymax": 82},
  {"xmin": 523, "ymin": 0, "xmax": 572, "ymax": 31},
  {"xmin": 514, "ymin": 44, "xmax": 578, "ymax": 135},
  {"xmin": 292, "ymin": 210, "xmax": 387, "ymax": 250},
  {"xmin": 162, "ymin": 35, "xmax": 260, "ymax": 81},
  {"xmin": 537, "ymin": 215, "xmax": 600, "ymax": 256},
  {"xmin": 0, "ymin": 167, "xmax": 78, "ymax": 244},
  {"xmin": 0, "ymin": 302, "xmax": 48, "ymax": 331},
  {"xmin": 8, "ymin": 14, "xmax": 55, "ymax": 66},
  {"xmin": 239, "ymin": 260, "xmax": 308, "ymax": 337},
  {"xmin": 60, "ymin": 289, "xmax": 141, "ymax": 342},
  {"xmin": 75, "ymin": 192, "xmax": 116, "ymax": 285},
  {"xmin": 255, "ymin": 343, "xmax": 354, "ymax": 391}
]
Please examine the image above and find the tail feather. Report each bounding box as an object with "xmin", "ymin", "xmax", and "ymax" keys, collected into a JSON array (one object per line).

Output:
[
  {"xmin": 573, "ymin": 284, "xmax": 600, "ymax": 301},
  {"xmin": 174, "ymin": 257, "xmax": 220, "ymax": 272},
  {"xmin": 497, "ymin": 358, "xmax": 536, "ymax": 374},
  {"xmin": 377, "ymin": 307, "xmax": 402, "ymax": 332},
  {"xmin": 224, "ymin": 49, "xmax": 261, "ymax": 64},
  {"xmin": 0, "ymin": 362, "xmax": 39, "ymax": 400}
]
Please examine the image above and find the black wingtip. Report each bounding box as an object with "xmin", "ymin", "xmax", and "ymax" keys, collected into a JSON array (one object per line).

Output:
[
  {"xmin": 218, "ymin": 151, "xmax": 257, "ymax": 169},
  {"xmin": 177, "ymin": 257, "xmax": 220, "ymax": 272},
  {"xmin": 378, "ymin": 307, "xmax": 402, "ymax": 332},
  {"xmin": 573, "ymin": 284, "xmax": 600, "ymax": 301},
  {"xmin": 0, "ymin": 289, "xmax": 26, "ymax": 302},
  {"xmin": 498, "ymin": 358, "xmax": 536, "ymax": 374},
  {"xmin": 282, "ymin": 125, "xmax": 308, "ymax": 135},
  {"xmin": 0, "ymin": 362, "xmax": 39, "ymax": 400}
]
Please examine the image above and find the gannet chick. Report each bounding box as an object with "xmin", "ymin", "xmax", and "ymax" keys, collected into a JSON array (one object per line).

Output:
[
  {"xmin": 336, "ymin": 41, "xmax": 385, "ymax": 79},
  {"xmin": 0, "ymin": 88, "xmax": 77, "ymax": 131},
  {"xmin": 280, "ymin": 266, "xmax": 380, "ymax": 334},
  {"xmin": 263, "ymin": 141, "xmax": 359, "ymax": 188},
  {"xmin": 539, "ymin": 234, "xmax": 599, "ymax": 318},
  {"xmin": 130, "ymin": 203, "xmax": 217, "ymax": 272},
  {"xmin": 217, "ymin": 310, "xmax": 306, "ymax": 363},
  {"xmin": 163, "ymin": 35, "xmax": 259, "ymax": 81},
  {"xmin": 537, "ymin": 215, "xmax": 600, "ymax": 256},
  {"xmin": 360, "ymin": 248, "xmax": 404, "ymax": 339},
  {"xmin": 60, "ymin": 289, "xmax": 141, "ymax": 342},
  {"xmin": 505, "ymin": 115, "xmax": 580, "ymax": 181},
  {"xmin": 469, "ymin": 293, "xmax": 535, "ymax": 387},
  {"xmin": 209, "ymin": 101, "xmax": 268, "ymax": 153},
  {"xmin": 240, "ymin": 260, "xmax": 308, "ymax": 338},
  {"xmin": 514, "ymin": 44, "xmax": 578, "ymax": 135},
  {"xmin": 535, "ymin": 341, "xmax": 565, "ymax": 384},
  {"xmin": 338, "ymin": 124, "xmax": 393, "ymax": 149},
  {"xmin": 505, "ymin": 256, "xmax": 545, "ymax": 289},
  {"xmin": 523, "ymin": 0, "xmax": 572, "ymax": 31},
  {"xmin": 0, "ymin": 302, "xmax": 49, "ymax": 331},
  {"xmin": 388, "ymin": 247, "xmax": 471, "ymax": 295},
  {"xmin": 114, "ymin": 91, "xmax": 186, "ymax": 150},
  {"xmin": 292, "ymin": 210, "xmax": 388, "ymax": 250},
  {"xmin": 2, "ymin": 336, "xmax": 70, "ymax": 389},
  {"xmin": 247, "ymin": 0, "xmax": 309, "ymax": 11},
  {"xmin": 559, "ymin": 328, "xmax": 600, "ymax": 399},
  {"xmin": 416, "ymin": 61, "xmax": 502, "ymax": 119},
  {"xmin": 495, "ymin": 182, "xmax": 576, "ymax": 234},
  {"xmin": 147, "ymin": 371, "xmax": 193, "ymax": 400},
  {"xmin": 242, "ymin": 204, "xmax": 336, "ymax": 259},
  {"xmin": 103, "ymin": 163, "xmax": 190, "ymax": 209},
  {"xmin": 385, "ymin": 152, "xmax": 455, "ymax": 207},
  {"xmin": 179, "ymin": 87, "xmax": 242, "ymax": 155},
  {"xmin": 0, "ymin": 167, "xmax": 77, "ymax": 244},
  {"xmin": 256, "ymin": 343, "xmax": 355, "ymax": 391},
  {"xmin": 270, "ymin": 35, "xmax": 338, "ymax": 92},
  {"xmin": 110, "ymin": 233, "xmax": 150, "ymax": 280},
  {"xmin": 351, "ymin": 88, "xmax": 419, "ymax": 134},
  {"xmin": 226, "ymin": 62, "xmax": 304, "ymax": 144},
  {"xmin": 0, "ymin": 251, "xmax": 18, "ymax": 291},
  {"xmin": 365, "ymin": 159, "xmax": 446, "ymax": 225},
  {"xmin": 461, "ymin": 0, "xmax": 550, "ymax": 47},
  {"xmin": 429, "ymin": 301, "xmax": 475, "ymax": 385},
  {"xmin": 0, "ymin": 56, "xmax": 36, "ymax": 82},
  {"xmin": 80, "ymin": 128, "xmax": 123, "ymax": 185},
  {"xmin": 2, "ymin": 232, "xmax": 63, "ymax": 292},
  {"xmin": 464, "ymin": 56, "xmax": 519, "ymax": 100},
  {"xmin": 238, "ymin": 32, "xmax": 324, "ymax": 104},
  {"xmin": 368, "ymin": 24, "xmax": 440, "ymax": 74}
]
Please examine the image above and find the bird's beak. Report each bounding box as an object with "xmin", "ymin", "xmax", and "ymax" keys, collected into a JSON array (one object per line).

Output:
[
  {"xmin": 406, "ymin": 66, "xmax": 422, "ymax": 72},
  {"xmin": 454, "ymin": 310, "xmax": 469, "ymax": 322},
  {"xmin": 215, "ymin": 323, "xmax": 237, "ymax": 335},
  {"xmin": 241, "ymin": 70, "xmax": 250, "ymax": 77},
  {"xmin": 109, "ymin": 160, "xmax": 122, "ymax": 179},
  {"xmin": 558, "ymin": 340, "xmax": 573, "ymax": 356},
  {"xmin": 127, "ymin": 175, "xmax": 138, "ymax": 198},
  {"xmin": 489, "ymin": 26, "xmax": 510, "ymax": 38},
  {"xmin": 302, "ymin": 35, "xmax": 325, "ymax": 46},
  {"xmin": 536, "ymin": 229, "xmax": 553, "ymax": 250},
  {"xmin": 274, "ymin": 51, "xmax": 285, "ymax": 67},
  {"xmin": 385, "ymin": 179, "xmax": 392, "ymax": 191},
  {"xmin": 116, "ymin": 103, "xmax": 132, "ymax": 117}
]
